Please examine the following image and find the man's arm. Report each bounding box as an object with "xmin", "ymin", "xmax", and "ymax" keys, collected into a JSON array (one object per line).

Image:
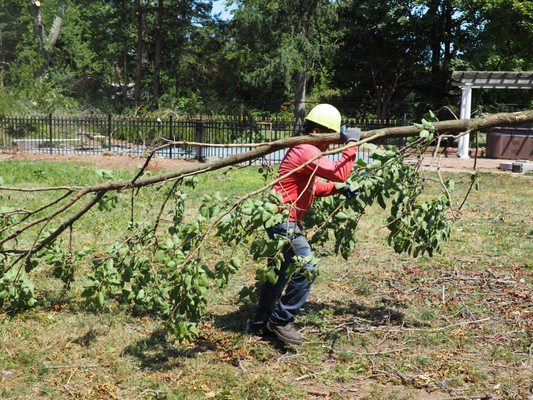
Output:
[
  {"xmin": 307, "ymin": 146, "xmax": 357, "ymax": 183},
  {"xmin": 314, "ymin": 180, "xmax": 339, "ymax": 197}
]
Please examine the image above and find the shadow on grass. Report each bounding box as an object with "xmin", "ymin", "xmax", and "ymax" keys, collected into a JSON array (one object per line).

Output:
[
  {"xmin": 211, "ymin": 299, "xmax": 423, "ymax": 333},
  {"xmin": 73, "ymin": 328, "xmax": 99, "ymax": 347},
  {"xmin": 302, "ymin": 299, "xmax": 413, "ymax": 327},
  {"xmin": 120, "ymin": 298, "xmax": 421, "ymax": 371},
  {"xmin": 123, "ymin": 304, "xmax": 292, "ymax": 371},
  {"xmin": 122, "ymin": 329, "xmax": 205, "ymax": 371},
  {"xmin": 211, "ymin": 303, "xmax": 255, "ymax": 333}
]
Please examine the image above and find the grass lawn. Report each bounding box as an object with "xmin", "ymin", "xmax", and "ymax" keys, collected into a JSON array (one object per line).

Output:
[{"xmin": 0, "ymin": 159, "xmax": 532, "ymax": 400}]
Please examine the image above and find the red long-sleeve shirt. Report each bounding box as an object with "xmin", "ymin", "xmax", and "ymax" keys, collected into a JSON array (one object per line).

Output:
[{"xmin": 273, "ymin": 144, "xmax": 357, "ymax": 222}]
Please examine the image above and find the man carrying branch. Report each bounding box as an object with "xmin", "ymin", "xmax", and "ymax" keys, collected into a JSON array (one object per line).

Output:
[{"xmin": 247, "ymin": 104, "xmax": 361, "ymax": 345}]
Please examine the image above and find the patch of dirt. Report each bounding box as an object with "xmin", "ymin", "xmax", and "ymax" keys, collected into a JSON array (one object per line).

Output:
[
  {"xmin": 2, "ymin": 150, "xmax": 529, "ymax": 175},
  {"xmin": 421, "ymin": 154, "xmax": 530, "ymax": 174},
  {"xmin": 0, "ymin": 151, "xmax": 198, "ymax": 172},
  {"xmin": 301, "ymin": 379, "xmax": 450, "ymax": 399}
]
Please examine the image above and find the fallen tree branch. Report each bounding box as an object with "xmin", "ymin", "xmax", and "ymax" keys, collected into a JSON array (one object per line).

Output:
[
  {"xmin": 355, "ymin": 347, "xmax": 411, "ymax": 356},
  {"xmin": 3, "ymin": 110, "xmax": 531, "ymax": 195},
  {"xmin": 1, "ymin": 110, "xmax": 529, "ymax": 342},
  {"xmin": 403, "ymin": 317, "xmax": 491, "ymax": 332}
]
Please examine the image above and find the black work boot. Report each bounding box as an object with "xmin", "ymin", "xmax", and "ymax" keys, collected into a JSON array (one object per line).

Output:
[
  {"xmin": 245, "ymin": 319, "xmax": 276, "ymax": 338},
  {"xmin": 266, "ymin": 321, "xmax": 303, "ymax": 345}
]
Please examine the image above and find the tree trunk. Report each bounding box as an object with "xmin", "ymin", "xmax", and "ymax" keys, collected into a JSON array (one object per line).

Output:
[
  {"xmin": 294, "ymin": 5, "xmax": 310, "ymax": 121},
  {"xmin": 370, "ymin": 67, "xmax": 400, "ymax": 121},
  {"xmin": 442, "ymin": 0, "xmax": 453, "ymax": 95},
  {"xmin": 28, "ymin": 0, "xmax": 45, "ymax": 48},
  {"xmin": 134, "ymin": 0, "xmax": 143, "ymax": 104},
  {"xmin": 153, "ymin": 0, "xmax": 163, "ymax": 101},
  {"xmin": 28, "ymin": 0, "xmax": 67, "ymax": 77},
  {"xmin": 429, "ymin": 0, "xmax": 442, "ymax": 100},
  {"xmin": 47, "ymin": 3, "xmax": 66, "ymax": 49},
  {"xmin": 122, "ymin": 0, "xmax": 129, "ymax": 103},
  {"xmin": 294, "ymin": 71, "xmax": 307, "ymax": 121},
  {"xmin": 123, "ymin": 43, "xmax": 129, "ymax": 103}
]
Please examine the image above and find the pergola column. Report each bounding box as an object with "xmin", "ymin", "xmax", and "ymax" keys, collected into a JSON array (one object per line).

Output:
[{"xmin": 457, "ymin": 83, "xmax": 472, "ymax": 159}]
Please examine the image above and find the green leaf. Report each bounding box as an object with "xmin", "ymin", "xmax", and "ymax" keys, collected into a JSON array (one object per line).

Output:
[
  {"xmin": 369, "ymin": 159, "xmax": 382, "ymax": 169},
  {"xmin": 424, "ymin": 110, "xmax": 436, "ymax": 121},
  {"xmin": 81, "ymin": 286, "xmax": 96, "ymax": 298},
  {"xmin": 24, "ymin": 259, "xmax": 39, "ymax": 273},
  {"xmin": 230, "ymin": 257, "xmax": 241, "ymax": 270},
  {"xmin": 361, "ymin": 143, "xmax": 377, "ymax": 152},
  {"xmin": 266, "ymin": 268, "xmax": 278, "ymax": 285},
  {"xmin": 377, "ymin": 195, "xmax": 386, "ymax": 209},
  {"xmin": 349, "ymin": 181, "xmax": 360, "ymax": 191},
  {"xmin": 96, "ymin": 169, "xmax": 114, "ymax": 180},
  {"xmin": 445, "ymin": 180, "xmax": 455, "ymax": 190},
  {"xmin": 421, "ymin": 119, "xmax": 434, "ymax": 130},
  {"xmin": 97, "ymin": 291, "xmax": 105, "ymax": 308},
  {"xmin": 336, "ymin": 211, "xmax": 348, "ymax": 221},
  {"xmin": 241, "ymin": 202, "xmax": 254, "ymax": 216},
  {"xmin": 26, "ymin": 298, "xmax": 37, "ymax": 307}
]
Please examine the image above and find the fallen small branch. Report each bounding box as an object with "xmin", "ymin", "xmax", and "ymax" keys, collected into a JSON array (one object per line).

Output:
[
  {"xmin": 404, "ymin": 317, "xmax": 491, "ymax": 332},
  {"xmin": 439, "ymin": 396, "xmax": 492, "ymax": 400},
  {"xmin": 44, "ymin": 364, "xmax": 99, "ymax": 369},
  {"xmin": 355, "ymin": 347, "xmax": 411, "ymax": 356}
]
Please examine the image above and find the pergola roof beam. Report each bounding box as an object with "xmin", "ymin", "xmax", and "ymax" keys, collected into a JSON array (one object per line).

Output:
[{"xmin": 452, "ymin": 71, "xmax": 533, "ymax": 89}]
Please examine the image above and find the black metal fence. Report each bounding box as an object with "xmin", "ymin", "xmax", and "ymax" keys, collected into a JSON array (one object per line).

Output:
[{"xmin": 0, "ymin": 114, "xmax": 406, "ymax": 164}]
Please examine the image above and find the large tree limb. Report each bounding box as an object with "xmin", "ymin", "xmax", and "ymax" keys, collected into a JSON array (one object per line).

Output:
[
  {"xmin": 33, "ymin": 110, "xmax": 533, "ymax": 193},
  {"xmin": 2, "ymin": 111, "xmax": 533, "ymax": 197},
  {"xmin": 47, "ymin": 1, "xmax": 67, "ymax": 51}
]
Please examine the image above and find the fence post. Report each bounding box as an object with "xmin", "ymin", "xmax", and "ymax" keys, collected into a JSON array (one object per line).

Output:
[
  {"xmin": 48, "ymin": 113, "xmax": 53, "ymax": 155},
  {"xmin": 248, "ymin": 118, "xmax": 253, "ymax": 166},
  {"xmin": 195, "ymin": 121, "xmax": 204, "ymax": 161},
  {"xmin": 107, "ymin": 114, "xmax": 112, "ymax": 151},
  {"xmin": 169, "ymin": 115, "xmax": 173, "ymax": 159},
  {"xmin": 400, "ymin": 113, "xmax": 408, "ymax": 147}
]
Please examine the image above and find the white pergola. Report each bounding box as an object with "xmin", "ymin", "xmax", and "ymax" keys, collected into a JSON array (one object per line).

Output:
[{"xmin": 451, "ymin": 71, "xmax": 533, "ymax": 158}]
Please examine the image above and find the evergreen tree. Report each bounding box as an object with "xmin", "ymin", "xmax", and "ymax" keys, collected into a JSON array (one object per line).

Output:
[{"xmin": 229, "ymin": 0, "xmax": 340, "ymax": 118}]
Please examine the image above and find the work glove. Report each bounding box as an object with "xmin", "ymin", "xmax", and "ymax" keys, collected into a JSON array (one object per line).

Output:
[
  {"xmin": 341, "ymin": 185, "xmax": 360, "ymax": 199},
  {"xmin": 341, "ymin": 125, "xmax": 361, "ymax": 143}
]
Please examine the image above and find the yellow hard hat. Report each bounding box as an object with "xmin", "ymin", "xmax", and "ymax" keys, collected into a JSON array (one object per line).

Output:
[{"xmin": 305, "ymin": 104, "xmax": 341, "ymax": 133}]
